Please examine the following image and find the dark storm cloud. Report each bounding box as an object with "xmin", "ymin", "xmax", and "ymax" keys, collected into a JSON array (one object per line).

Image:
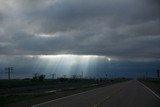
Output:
[{"xmin": 0, "ymin": 0, "xmax": 160, "ymax": 60}]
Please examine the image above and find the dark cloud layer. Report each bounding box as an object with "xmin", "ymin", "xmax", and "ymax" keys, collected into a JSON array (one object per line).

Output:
[{"xmin": 0, "ymin": 0, "xmax": 160, "ymax": 60}]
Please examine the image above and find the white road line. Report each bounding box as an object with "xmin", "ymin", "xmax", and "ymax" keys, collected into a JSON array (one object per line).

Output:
[
  {"xmin": 137, "ymin": 80, "xmax": 160, "ymax": 100},
  {"xmin": 32, "ymin": 81, "xmax": 129, "ymax": 107},
  {"xmin": 32, "ymin": 86, "xmax": 106, "ymax": 107}
]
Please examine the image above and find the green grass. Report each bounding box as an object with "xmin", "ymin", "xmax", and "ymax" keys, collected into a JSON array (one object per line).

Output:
[
  {"xmin": 0, "ymin": 93, "xmax": 51, "ymax": 107},
  {"xmin": 0, "ymin": 80, "xmax": 58, "ymax": 89},
  {"xmin": 147, "ymin": 80, "xmax": 160, "ymax": 84},
  {"xmin": 141, "ymin": 79, "xmax": 160, "ymax": 84},
  {"xmin": 0, "ymin": 95, "xmax": 34, "ymax": 106},
  {"xmin": 0, "ymin": 78, "xmax": 129, "ymax": 89},
  {"xmin": 0, "ymin": 79, "xmax": 97, "ymax": 89},
  {"xmin": 0, "ymin": 78, "xmax": 128, "ymax": 106},
  {"xmin": 0, "ymin": 82, "xmax": 101, "ymax": 106}
]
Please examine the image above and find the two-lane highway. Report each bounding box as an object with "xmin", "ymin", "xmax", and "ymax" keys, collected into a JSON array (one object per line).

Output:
[{"xmin": 32, "ymin": 80, "xmax": 160, "ymax": 107}]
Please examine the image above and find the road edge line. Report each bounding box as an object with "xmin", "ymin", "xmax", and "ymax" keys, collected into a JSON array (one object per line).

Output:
[
  {"xmin": 32, "ymin": 81, "xmax": 129, "ymax": 107},
  {"xmin": 31, "ymin": 85, "xmax": 107, "ymax": 107},
  {"xmin": 137, "ymin": 80, "xmax": 160, "ymax": 100}
]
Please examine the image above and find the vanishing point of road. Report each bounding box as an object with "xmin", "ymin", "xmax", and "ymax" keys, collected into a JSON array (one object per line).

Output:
[{"xmin": 32, "ymin": 80, "xmax": 160, "ymax": 107}]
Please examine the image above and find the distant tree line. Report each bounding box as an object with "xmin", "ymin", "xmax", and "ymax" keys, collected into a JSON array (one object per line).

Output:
[{"xmin": 32, "ymin": 73, "xmax": 45, "ymax": 81}]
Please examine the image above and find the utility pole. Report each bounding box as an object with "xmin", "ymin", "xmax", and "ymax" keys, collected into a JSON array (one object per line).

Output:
[{"xmin": 5, "ymin": 67, "xmax": 14, "ymax": 80}]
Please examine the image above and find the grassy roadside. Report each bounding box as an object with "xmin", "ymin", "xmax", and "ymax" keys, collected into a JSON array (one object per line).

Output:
[
  {"xmin": 0, "ymin": 85, "xmax": 109, "ymax": 107},
  {"xmin": 0, "ymin": 84, "xmax": 102, "ymax": 106},
  {"xmin": 138, "ymin": 79, "xmax": 160, "ymax": 97},
  {"xmin": 0, "ymin": 79, "xmax": 129, "ymax": 106},
  {"xmin": 145, "ymin": 80, "xmax": 160, "ymax": 84},
  {"xmin": 0, "ymin": 93, "xmax": 49, "ymax": 106}
]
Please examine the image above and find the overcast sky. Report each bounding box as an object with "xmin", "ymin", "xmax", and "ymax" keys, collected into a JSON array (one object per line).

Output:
[{"xmin": 0, "ymin": 0, "xmax": 160, "ymax": 78}]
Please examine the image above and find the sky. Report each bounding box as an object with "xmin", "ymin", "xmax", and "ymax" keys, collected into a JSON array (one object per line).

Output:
[{"xmin": 0, "ymin": 0, "xmax": 160, "ymax": 79}]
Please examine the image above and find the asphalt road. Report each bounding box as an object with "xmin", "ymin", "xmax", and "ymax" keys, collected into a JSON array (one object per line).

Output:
[{"xmin": 32, "ymin": 80, "xmax": 160, "ymax": 107}]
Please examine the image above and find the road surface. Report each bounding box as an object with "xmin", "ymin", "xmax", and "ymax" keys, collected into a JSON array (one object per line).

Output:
[{"xmin": 32, "ymin": 80, "xmax": 160, "ymax": 107}]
